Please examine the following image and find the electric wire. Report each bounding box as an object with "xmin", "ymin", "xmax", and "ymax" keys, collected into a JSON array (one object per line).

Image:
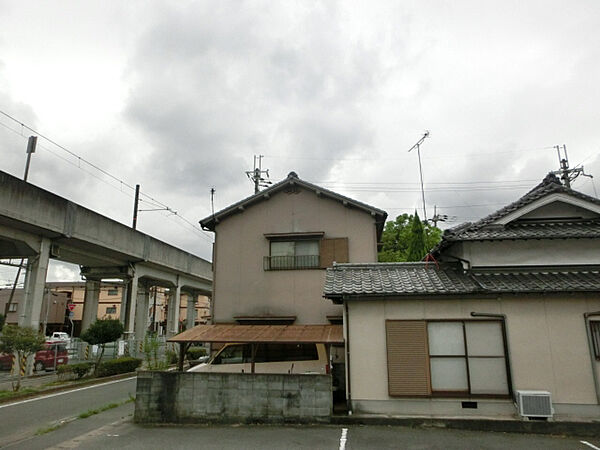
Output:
[{"xmin": 0, "ymin": 111, "xmax": 214, "ymax": 244}]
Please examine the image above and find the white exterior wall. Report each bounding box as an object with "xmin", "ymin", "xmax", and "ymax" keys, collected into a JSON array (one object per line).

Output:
[
  {"xmin": 445, "ymin": 239, "xmax": 600, "ymax": 268},
  {"xmin": 213, "ymin": 188, "xmax": 379, "ymax": 324},
  {"xmin": 347, "ymin": 294, "xmax": 600, "ymax": 419}
]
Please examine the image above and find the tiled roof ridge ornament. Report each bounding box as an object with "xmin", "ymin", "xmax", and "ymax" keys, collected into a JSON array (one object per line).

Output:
[
  {"xmin": 287, "ymin": 171, "xmax": 299, "ymax": 179},
  {"xmin": 542, "ymin": 172, "xmax": 561, "ymax": 186}
]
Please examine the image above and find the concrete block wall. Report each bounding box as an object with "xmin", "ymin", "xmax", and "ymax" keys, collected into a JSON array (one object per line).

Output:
[{"xmin": 134, "ymin": 371, "xmax": 333, "ymax": 424}]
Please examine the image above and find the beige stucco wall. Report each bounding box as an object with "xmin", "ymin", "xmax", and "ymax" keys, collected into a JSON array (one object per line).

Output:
[
  {"xmin": 446, "ymin": 239, "xmax": 600, "ymax": 268},
  {"xmin": 347, "ymin": 294, "xmax": 600, "ymax": 418},
  {"xmin": 213, "ymin": 188, "xmax": 379, "ymax": 324}
]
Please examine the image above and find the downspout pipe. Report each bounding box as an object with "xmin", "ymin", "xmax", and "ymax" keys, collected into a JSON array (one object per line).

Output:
[
  {"xmin": 470, "ymin": 312, "xmax": 516, "ymax": 406},
  {"xmin": 344, "ymin": 299, "xmax": 352, "ymax": 415},
  {"xmin": 583, "ymin": 311, "xmax": 600, "ymax": 404}
]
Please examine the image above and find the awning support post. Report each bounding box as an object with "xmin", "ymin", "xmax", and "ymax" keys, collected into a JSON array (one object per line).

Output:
[
  {"xmin": 250, "ymin": 343, "xmax": 258, "ymax": 374},
  {"xmin": 178, "ymin": 343, "xmax": 189, "ymax": 372}
]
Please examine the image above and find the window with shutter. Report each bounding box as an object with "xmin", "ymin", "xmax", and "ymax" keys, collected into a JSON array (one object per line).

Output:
[
  {"xmin": 319, "ymin": 238, "xmax": 349, "ymax": 268},
  {"xmin": 385, "ymin": 319, "xmax": 510, "ymax": 398},
  {"xmin": 385, "ymin": 320, "xmax": 431, "ymax": 396}
]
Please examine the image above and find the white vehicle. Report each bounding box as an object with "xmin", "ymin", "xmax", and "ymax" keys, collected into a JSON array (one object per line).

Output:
[
  {"xmin": 188, "ymin": 342, "xmax": 329, "ymax": 374},
  {"xmin": 47, "ymin": 332, "xmax": 70, "ymax": 343}
]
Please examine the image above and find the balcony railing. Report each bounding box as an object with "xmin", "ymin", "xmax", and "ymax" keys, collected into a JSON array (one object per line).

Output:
[{"xmin": 263, "ymin": 255, "xmax": 320, "ymax": 270}]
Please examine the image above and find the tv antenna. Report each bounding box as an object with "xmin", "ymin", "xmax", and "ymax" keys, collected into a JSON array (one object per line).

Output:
[
  {"xmin": 246, "ymin": 155, "xmax": 272, "ymax": 194},
  {"xmin": 551, "ymin": 144, "xmax": 593, "ymax": 188},
  {"xmin": 408, "ymin": 131, "xmax": 430, "ymax": 221}
]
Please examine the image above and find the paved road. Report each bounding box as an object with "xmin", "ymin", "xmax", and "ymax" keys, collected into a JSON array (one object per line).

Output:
[
  {"xmin": 0, "ymin": 376, "xmax": 136, "ymax": 447},
  {"xmin": 12, "ymin": 421, "xmax": 599, "ymax": 450}
]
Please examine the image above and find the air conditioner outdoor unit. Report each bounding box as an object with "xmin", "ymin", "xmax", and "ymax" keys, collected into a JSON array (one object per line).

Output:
[{"xmin": 516, "ymin": 390, "xmax": 554, "ymax": 419}]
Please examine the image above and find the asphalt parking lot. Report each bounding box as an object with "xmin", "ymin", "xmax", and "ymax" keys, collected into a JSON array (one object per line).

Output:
[{"xmin": 32, "ymin": 421, "xmax": 600, "ymax": 450}]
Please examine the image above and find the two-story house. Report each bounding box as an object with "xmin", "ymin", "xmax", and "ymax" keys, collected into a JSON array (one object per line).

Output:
[
  {"xmin": 324, "ymin": 173, "xmax": 600, "ymax": 420},
  {"xmin": 200, "ymin": 171, "xmax": 387, "ymax": 326}
]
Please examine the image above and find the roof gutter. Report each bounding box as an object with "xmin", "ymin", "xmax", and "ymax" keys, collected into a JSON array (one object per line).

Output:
[{"xmin": 344, "ymin": 300, "xmax": 352, "ymax": 415}]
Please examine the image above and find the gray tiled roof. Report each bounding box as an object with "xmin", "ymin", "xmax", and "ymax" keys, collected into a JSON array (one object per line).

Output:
[
  {"xmin": 434, "ymin": 173, "xmax": 600, "ymax": 251},
  {"xmin": 323, "ymin": 263, "xmax": 600, "ymax": 299},
  {"xmin": 323, "ymin": 263, "xmax": 481, "ymax": 298},
  {"xmin": 456, "ymin": 220, "xmax": 600, "ymax": 240},
  {"xmin": 200, "ymin": 171, "xmax": 387, "ymax": 233},
  {"xmin": 473, "ymin": 270, "xmax": 600, "ymax": 292}
]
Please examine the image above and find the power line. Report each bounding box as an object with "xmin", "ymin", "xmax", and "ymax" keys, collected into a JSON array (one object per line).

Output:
[
  {"xmin": 0, "ymin": 110, "xmax": 214, "ymax": 244},
  {"xmin": 264, "ymin": 146, "xmax": 555, "ymax": 162},
  {"xmin": 312, "ymin": 179, "xmax": 538, "ymax": 186}
]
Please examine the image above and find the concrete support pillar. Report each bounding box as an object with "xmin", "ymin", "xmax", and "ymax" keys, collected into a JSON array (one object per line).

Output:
[
  {"xmin": 119, "ymin": 283, "xmax": 129, "ymax": 324},
  {"xmin": 81, "ymin": 280, "xmax": 101, "ymax": 332},
  {"xmin": 18, "ymin": 237, "xmax": 51, "ymax": 330},
  {"xmin": 167, "ymin": 278, "xmax": 181, "ymax": 337},
  {"xmin": 134, "ymin": 283, "xmax": 151, "ymax": 342},
  {"xmin": 124, "ymin": 271, "xmax": 140, "ymax": 338},
  {"xmin": 186, "ymin": 292, "xmax": 197, "ymax": 330}
]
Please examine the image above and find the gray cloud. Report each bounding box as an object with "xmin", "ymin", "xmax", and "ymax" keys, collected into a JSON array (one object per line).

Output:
[
  {"xmin": 123, "ymin": 2, "xmax": 388, "ymax": 199},
  {"xmin": 2, "ymin": 0, "xmax": 600, "ymax": 278}
]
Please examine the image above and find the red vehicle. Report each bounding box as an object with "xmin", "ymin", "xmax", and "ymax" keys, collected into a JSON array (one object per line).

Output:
[{"xmin": 0, "ymin": 342, "xmax": 69, "ymax": 372}]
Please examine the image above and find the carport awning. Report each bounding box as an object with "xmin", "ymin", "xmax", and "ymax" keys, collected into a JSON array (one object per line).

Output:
[{"xmin": 167, "ymin": 324, "xmax": 343, "ymax": 344}]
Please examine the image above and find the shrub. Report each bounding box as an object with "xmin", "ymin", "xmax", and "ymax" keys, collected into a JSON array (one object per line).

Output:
[
  {"xmin": 186, "ymin": 347, "xmax": 207, "ymax": 361},
  {"xmin": 143, "ymin": 332, "xmax": 168, "ymax": 370},
  {"xmin": 165, "ymin": 350, "xmax": 178, "ymax": 365},
  {"xmin": 61, "ymin": 362, "xmax": 94, "ymax": 379},
  {"xmin": 96, "ymin": 357, "xmax": 141, "ymax": 377},
  {"xmin": 74, "ymin": 362, "xmax": 94, "ymax": 378}
]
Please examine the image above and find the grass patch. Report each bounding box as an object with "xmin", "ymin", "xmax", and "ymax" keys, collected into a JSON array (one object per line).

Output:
[
  {"xmin": 35, "ymin": 423, "xmax": 63, "ymax": 435},
  {"xmin": 78, "ymin": 408, "xmax": 101, "ymax": 419},
  {"xmin": 42, "ymin": 377, "xmax": 93, "ymax": 388},
  {"xmin": 78, "ymin": 397, "xmax": 134, "ymax": 419},
  {"xmin": 0, "ymin": 387, "xmax": 39, "ymax": 400}
]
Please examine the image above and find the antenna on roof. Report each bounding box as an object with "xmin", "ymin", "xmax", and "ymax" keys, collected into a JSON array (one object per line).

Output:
[
  {"xmin": 408, "ymin": 131, "xmax": 430, "ymax": 221},
  {"xmin": 245, "ymin": 155, "xmax": 272, "ymax": 194},
  {"xmin": 551, "ymin": 144, "xmax": 593, "ymax": 188}
]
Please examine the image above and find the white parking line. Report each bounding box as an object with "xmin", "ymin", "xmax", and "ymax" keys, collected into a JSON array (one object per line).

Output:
[
  {"xmin": 0, "ymin": 376, "xmax": 136, "ymax": 409},
  {"xmin": 582, "ymin": 441, "xmax": 600, "ymax": 450},
  {"xmin": 339, "ymin": 427, "xmax": 348, "ymax": 450}
]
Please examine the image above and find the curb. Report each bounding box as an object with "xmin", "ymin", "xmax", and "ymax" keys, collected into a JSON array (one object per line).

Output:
[
  {"xmin": 330, "ymin": 415, "xmax": 600, "ymax": 438},
  {"xmin": 0, "ymin": 371, "xmax": 137, "ymax": 405}
]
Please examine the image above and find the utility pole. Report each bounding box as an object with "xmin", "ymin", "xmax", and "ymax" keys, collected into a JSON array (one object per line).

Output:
[
  {"xmin": 5, "ymin": 137, "xmax": 37, "ymax": 317},
  {"xmin": 210, "ymin": 188, "xmax": 216, "ymax": 217},
  {"xmin": 131, "ymin": 184, "xmax": 174, "ymax": 230},
  {"xmin": 245, "ymin": 155, "xmax": 272, "ymax": 194},
  {"xmin": 430, "ymin": 205, "xmax": 448, "ymax": 228},
  {"xmin": 408, "ymin": 131, "xmax": 430, "ymax": 221},
  {"xmin": 551, "ymin": 144, "xmax": 593, "ymax": 188},
  {"xmin": 23, "ymin": 136, "xmax": 37, "ymax": 182},
  {"xmin": 132, "ymin": 184, "xmax": 140, "ymax": 229}
]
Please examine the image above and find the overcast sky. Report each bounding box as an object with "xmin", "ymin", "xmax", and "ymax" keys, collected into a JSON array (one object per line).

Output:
[{"xmin": 1, "ymin": 1, "xmax": 599, "ymax": 284}]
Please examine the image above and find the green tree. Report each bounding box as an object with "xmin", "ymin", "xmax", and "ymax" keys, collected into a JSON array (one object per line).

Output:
[
  {"xmin": 378, "ymin": 212, "xmax": 442, "ymax": 262},
  {"xmin": 0, "ymin": 325, "xmax": 45, "ymax": 391},
  {"xmin": 406, "ymin": 212, "xmax": 428, "ymax": 261},
  {"xmin": 0, "ymin": 313, "xmax": 5, "ymax": 333},
  {"xmin": 80, "ymin": 319, "xmax": 124, "ymax": 375}
]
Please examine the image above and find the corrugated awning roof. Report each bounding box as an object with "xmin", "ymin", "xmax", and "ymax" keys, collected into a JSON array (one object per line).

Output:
[{"xmin": 168, "ymin": 324, "xmax": 344, "ymax": 344}]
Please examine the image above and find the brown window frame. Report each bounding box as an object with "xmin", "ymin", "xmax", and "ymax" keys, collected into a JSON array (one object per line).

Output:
[
  {"xmin": 264, "ymin": 239, "xmax": 321, "ymax": 270},
  {"xmin": 591, "ymin": 321, "xmax": 600, "ymax": 360},
  {"xmin": 386, "ymin": 319, "xmax": 512, "ymax": 399}
]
